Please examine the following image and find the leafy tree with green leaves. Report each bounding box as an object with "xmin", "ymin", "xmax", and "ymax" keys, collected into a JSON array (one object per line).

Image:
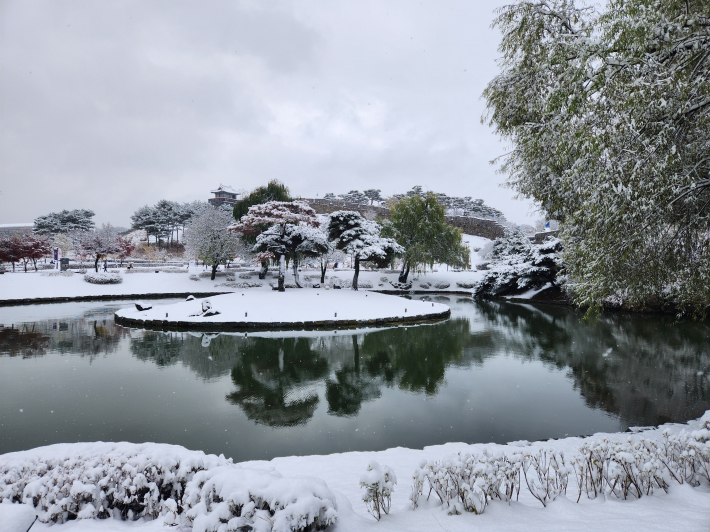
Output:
[
  {"xmin": 232, "ymin": 180, "xmax": 292, "ymax": 279},
  {"xmin": 388, "ymin": 193, "xmax": 470, "ymax": 283},
  {"xmin": 483, "ymin": 0, "xmax": 710, "ymax": 316}
]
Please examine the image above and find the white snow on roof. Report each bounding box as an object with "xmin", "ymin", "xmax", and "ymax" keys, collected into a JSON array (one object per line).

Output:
[
  {"xmin": 0, "ymin": 223, "xmax": 33, "ymax": 228},
  {"xmin": 210, "ymin": 184, "xmax": 238, "ymax": 195}
]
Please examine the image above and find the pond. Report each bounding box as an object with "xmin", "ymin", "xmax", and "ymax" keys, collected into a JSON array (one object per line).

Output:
[{"xmin": 1, "ymin": 296, "xmax": 708, "ymax": 462}]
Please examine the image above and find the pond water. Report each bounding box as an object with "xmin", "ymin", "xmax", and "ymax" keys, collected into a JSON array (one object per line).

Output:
[{"xmin": 1, "ymin": 296, "xmax": 708, "ymax": 462}]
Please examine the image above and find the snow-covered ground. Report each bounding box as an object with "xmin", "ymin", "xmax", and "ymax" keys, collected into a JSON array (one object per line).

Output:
[
  {"xmin": 115, "ymin": 290, "xmax": 449, "ymax": 328},
  {"xmin": 0, "ymin": 265, "xmax": 487, "ymax": 303},
  {"xmin": 2, "ymin": 412, "xmax": 708, "ymax": 532}
]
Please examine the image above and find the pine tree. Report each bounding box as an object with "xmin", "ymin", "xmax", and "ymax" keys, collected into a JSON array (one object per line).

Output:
[
  {"xmin": 33, "ymin": 209, "xmax": 95, "ymax": 235},
  {"xmin": 327, "ymin": 211, "xmax": 402, "ymax": 290},
  {"xmin": 231, "ymin": 201, "xmax": 319, "ymax": 291}
]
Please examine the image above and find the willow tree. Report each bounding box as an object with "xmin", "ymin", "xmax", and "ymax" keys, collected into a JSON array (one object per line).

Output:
[
  {"xmin": 483, "ymin": 0, "xmax": 710, "ymax": 316},
  {"xmin": 388, "ymin": 193, "xmax": 469, "ymax": 283}
]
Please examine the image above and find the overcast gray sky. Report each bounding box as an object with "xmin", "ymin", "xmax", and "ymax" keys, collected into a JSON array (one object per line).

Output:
[{"xmin": 1, "ymin": 0, "xmax": 538, "ymax": 227}]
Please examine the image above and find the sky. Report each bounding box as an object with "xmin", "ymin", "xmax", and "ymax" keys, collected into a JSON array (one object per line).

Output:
[{"xmin": 0, "ymin": 0, "xmax": 538, "ymax": 227}]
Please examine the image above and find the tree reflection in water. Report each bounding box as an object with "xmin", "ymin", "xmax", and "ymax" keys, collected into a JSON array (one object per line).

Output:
[{"xmin": 226, "ymin": 338, "xmax": 329, "ymax": 427}]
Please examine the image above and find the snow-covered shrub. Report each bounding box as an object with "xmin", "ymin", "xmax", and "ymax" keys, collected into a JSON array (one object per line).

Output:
[
  {"xmin": 238, "ymin": 272, "xmax": 253, "ymax": 279},
  {"xmin": 410, "ymin": 451, "xmax": 522, "ymax": 515},
  {"xmin": 215, "ymin": 282, "xmax": 263, "ymax": 289},
  {"xmin": 474, "ymin": 231, "xmax": 563, "ymax": 298},
  {"xmin": 418, "ymin": 282, "xmax": 431, "ymax": 289},
  {"xmin": 189, "ymin": 274, "xmax": 200, "ymax": 281},
  {"xmin": 360, "ymin": 461, "xmax": 396, "ymax": 521},
  {"xmin": 199, "ymin": 271, "xmax": 229, "ymax": 278},
  {"xmin": 476, "ymin": 262, "xmax": 490, "ymax": 271},
  {"xmin": 521, "ymin": 449, "xmax": 570, "ymax": 507},
  {"xmin": 0, "ymin": 442, "xmax": 337, "ymax": 531},
  {"xmin": 40, "ymin": 270, "xmax": 74, "ymax": 277},
  {"xmin": 433, "ymin": 282, "xmax": 450, "ymax": 289},
  {"xmin": 358, "ymin": 280, "xmax": 373, "ymax": 289},
  {"xmin": 456, "ymin": 280, "xmax": 475, "ymax": 289},
  {"xmin": 389, "ymin": 281, "xmax": 412, "ymax": 290},
  {"xmin": 380, "ymin": 276, "xmax": 388, "ymax": 282},
  {"xmin": 125, "ymin": 267, "xmax": 187, "ymax": 274},
  {"xmin": 84, "ymin": 272, "xmax": 122, "ymax": 284}
]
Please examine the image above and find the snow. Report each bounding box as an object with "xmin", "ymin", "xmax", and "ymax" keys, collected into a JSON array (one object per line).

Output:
[
  {"xmin": 0, "ymin": 264, "xmax": 488, "ymax": 303},
  {"xmin": 114, "ymin": 290, "xmax": 450, "ymax": 327},
  {"xmin": 2, "ymin": 412, "xmax": 708, "ymax": 532},
  {"xmin": 0, "ymin": 501, "xmax": 36, "ymax": 532}
]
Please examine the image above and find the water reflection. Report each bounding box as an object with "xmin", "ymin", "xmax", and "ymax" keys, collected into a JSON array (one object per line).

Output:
[{"xmin": 1, "ymin": 298, "xmax": 708, "ymax": 459}]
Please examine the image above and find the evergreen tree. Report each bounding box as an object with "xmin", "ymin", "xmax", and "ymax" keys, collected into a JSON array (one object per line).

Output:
[
  {"xmin": 232, "ymin": 180, "xmax": 292, "ymax": 279},
  {"xmin": 33, "ymin": 209, "xmax": 95, "ymax": 235},
  {"xmin": 327, "ymin": 211, "xmax": 402, "ymax": 290}
]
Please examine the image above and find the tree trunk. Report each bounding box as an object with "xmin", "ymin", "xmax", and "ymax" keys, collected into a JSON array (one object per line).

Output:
[
  {"xmin": 33, "ymin": 259, "xmax": 37, "ymax": 272},
  {"xmin": 320, "ymin": 257, "xmax": 327, "ymax": 284},
  {"xmin": 258, "ymin": 261, "xmax": 268, "ymax": 279},
  {"xmin": 94, "ymin": 254, "xmax": 100, "ymax": 272},
  {"xmin": 352, "ymin": 256, "xmax": 360, "ymax": 290},
  {"xmin": 398, "ymin": 261, "xmax": 410, "ymax": 283},
  {"xmin": 278, "ymin": 254, "xmax": 286, "ymax": 291},
  {"xmin": 292, "ymin": 254, "xmax": 303, "ymax": 288},
  {"xmin": 211, "ymin": 263, "xmax": 218, "ymax": 281}
]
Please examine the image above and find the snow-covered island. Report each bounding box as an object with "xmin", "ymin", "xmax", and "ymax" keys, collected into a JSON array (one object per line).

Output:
[{"xmin": 114, "ymin": 290, "xmax": 450, "ymax": 331}]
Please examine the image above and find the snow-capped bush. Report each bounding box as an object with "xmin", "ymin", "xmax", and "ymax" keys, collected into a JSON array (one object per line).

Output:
[
  {"xmin": 215, "ymin": 282, "xmax": 263, "ymax": 289},
  {"xmin": 0, "ymin": 442, "xmax": 338, "ymax": 531},
  {"xmin": 125, "ymin": 267, "xmax": 187, "ymax": 274},
  {"xmin": 389, "ymin": 281, "xmax": 412, "ymax": 290},
  {"xmin": 418, "ymin": 282, "xmax": 431, "ymax": 289},
  {"xmin": 380, "ymin": 276, "xmax": 388, "ymax": 282},
  {"xmin": 410, "ymin": 450, "xmax": 522, "ymax": 515},
  {"xmin": 474, "ymin": 231, "xmax": 563, "ymax": 298},
  {"xmin": 199, "ymin": 271, "xmax": 229, "ymax": 278},
  {"xmin": 189, "ymin": 274, "xmax": 200, "ymax": 281},
  {"xmin": 521, "ymin": 449, "xmax": 570, "ymax": 507},
  {"xmin": 238, "ymin": 272, "xmax": 253, "ymax": 279},
  {"xmin": 456, "ymin": 281, "xmax": 476, "ymax": 289},
  {"xmin": 40, "ymin": 271, "xmax": 74, "ymax": 277},
  {"xmin": 433, "ymin": 282, "xmax": 450, "ymax": 289},
  {"xmin": 358, "ymin": 280, "xmax": 373, "ymax": 289},
  {"xmin": 360, "ymin": 461, "xmax": 396, "ymax": 521},
  {"xmin": 84, "ymin": 272, "xmax": 122, "ymax": 284}
]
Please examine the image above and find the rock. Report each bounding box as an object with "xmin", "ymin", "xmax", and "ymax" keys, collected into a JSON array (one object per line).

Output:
[
  {"xmin": 202, "ymin": 310, "xmax": 221, "ymax": 317},
  {"xmin": 186, "ymin": 295, "xmax": 196, "ymax": 301},
  {"xmin": 333, "ymin": 285, "xmax": 341, "ymax": 289},
  {"xmin": 312, "ymin": 283, "xmax": 321, "ymax": 288},
  {"xmin": 135, "ymin": 302, "xmax": 152, "ymax": 311},
  {"xmin": 202, "ymin": 300, "xmax": 212, "ymax": 312}
]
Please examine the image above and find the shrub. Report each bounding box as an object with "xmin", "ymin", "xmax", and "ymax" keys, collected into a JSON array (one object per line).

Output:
[
  {"xmin": 434, "ymin": 282, "xmax": 450, "ymax": 289},
  {"xmin": 419, "ymin": 282, "xmax": 431, "ymax": 289},
  {"xmin": 84, "ymin": 272, "xmax": 122, "ymax": 284},
  {"xmin": 0, "ymin": 442, "xmax": 338, "ymax": 531},
  {"xmin": 40, "ymin": 271, "xmax": 74, "ymax": 277},
  {"xmin": 214, "ymin": 282, "xmax": 263, "ymax": 289},
  {"xmin": 360, "ymin": 461, "xmax": 396, "ymax": 521},
  {"xmin": 456, "ymin": 281, "xmax": 475, "ymax": 289},
  {"xmin": 358, "ymin": 280, "xmax": 373, "ymax": 289},
  {"xmin": 238, "ymin": 272, "xmax": 253, "ymax": 279},
  {"xmin": 389, "ymin": 281, "xmax": 412, "ymax": 290},
  {"xmin": 189, "ymin": 274, "xmax": 200, "ymax": 281}
]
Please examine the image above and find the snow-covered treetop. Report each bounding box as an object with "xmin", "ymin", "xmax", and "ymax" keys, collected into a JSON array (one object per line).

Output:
[
  {"xmin": 230, "ymin": 201, "xmax": 319, "ymax": 235},
  {"xmin": 327, "ymin": 211, "xmax": 402, "ymax": 262},
  {"xmin": 254, "ymin": 223, "xmax": 329, "ymax": 258},
  {"xmin": 184, "ymin": 207, "xmax": 240, "ymax": 266}
]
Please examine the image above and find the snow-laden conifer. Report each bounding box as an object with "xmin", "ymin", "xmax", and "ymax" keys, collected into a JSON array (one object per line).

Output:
[{"xmin": 327, "ymin": 211, "xmax": 402, "ymax": 290}]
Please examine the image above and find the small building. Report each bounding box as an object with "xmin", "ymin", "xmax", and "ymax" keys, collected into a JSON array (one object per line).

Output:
[{"xmin": 208, "ymin": 185, "xmax": 240, "ymax": 208}]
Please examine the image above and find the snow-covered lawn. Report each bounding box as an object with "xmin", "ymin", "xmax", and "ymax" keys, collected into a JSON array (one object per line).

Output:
[
  {"xmin": 2, "ymin": 412, "xmax": 708, "ymax": 532},
  {"xmin": 0, "ymin": 266, "xmax": 487, "ymax": 303},
  {"xmin": 114, "ymin": 290, "xmax": 449, "ymax": 329}
]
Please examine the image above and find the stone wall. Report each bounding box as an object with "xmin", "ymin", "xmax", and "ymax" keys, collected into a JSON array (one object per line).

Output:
[
  {"xmin": 302, "ymin": 199, "xmax": 506, "ymax": 239},
  {"xmin": 530, "ymin": 230, "xmax": 559, "ymax": 244}
]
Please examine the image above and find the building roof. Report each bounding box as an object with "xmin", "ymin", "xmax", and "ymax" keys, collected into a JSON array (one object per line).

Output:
[{"xmin": 210, "ymin": 184, "xmax": 238, "ymax": 195}]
